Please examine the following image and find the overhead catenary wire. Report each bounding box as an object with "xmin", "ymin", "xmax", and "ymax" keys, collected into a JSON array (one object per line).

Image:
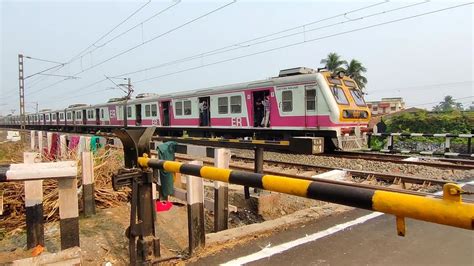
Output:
[
  {"xmin": 134, "ymin": 2, "xmax": 473, "ymax": 84},
  {"xmin": 18, "ymin": 0, "xmax": 157, "ymax": 94},
  {"xmin": 68, "ymin": 0, "xmax": 153, "ymax": 63},
  {"xmin": 44, "ymin": 1, "xmax": 472, "ymax": 105},
  {"xmin": 27, "ymin": 0, "xmax": 236, "ymax": 97},
  {"xmin": 113, "ymin": 0, "xmax": 395, "ymax": 78},
  {"xmin": 369, "ymin": 80, "xmax": 474, "ymax": 93},
  {"xmin": 52, "ymin": 1, "xmax": 413, "ymax": 101},
  {"xmin": 407, "ymin": 96, "xmax": 474, "ymax": 108}
]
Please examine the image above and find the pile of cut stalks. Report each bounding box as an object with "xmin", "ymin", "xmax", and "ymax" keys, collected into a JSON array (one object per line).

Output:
[{"xmin": 0, "ymin": 139, "xmax": 129, "ymax": 237}]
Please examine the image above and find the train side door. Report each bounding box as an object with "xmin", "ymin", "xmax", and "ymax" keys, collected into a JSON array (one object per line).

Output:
[
  {"xmin": 198, "ymin": 97, "xmax": 210, "ymax": 126},
  {"xmin": 82, "ymin": 110, "xmax": 87, "ymax": 125},
  {"xmin": 95, "ymin": 109, "xmax": 100, "ymax": 125},
  {"xmin": 252, "ymin": 90, "xmax": 268, "ymax": 127},
  {"xmin": 162, "ymin": 101, "xmax": 170, "ymax": 126},
  {"xmin": 305, "ymin": 85, "xmax": 317, "ymax": 128},
  {"xmin": 135, "ymin": 104, "xmax": 142, "ymax": 126}
]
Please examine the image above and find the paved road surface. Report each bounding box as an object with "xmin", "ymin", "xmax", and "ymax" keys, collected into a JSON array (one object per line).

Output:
[{"xmin": 192, "ymin": 186, "xmax": 474, "ymax": 265}]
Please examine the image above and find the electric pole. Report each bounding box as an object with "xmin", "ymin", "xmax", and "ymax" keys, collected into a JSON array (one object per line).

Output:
[
  {"xmin": 123, "ymin": 78, "xmax": 132, "ymax": 128},
  {"xmin": 18, "ymin": 54, "xmax": 25, "ymax": 129}
]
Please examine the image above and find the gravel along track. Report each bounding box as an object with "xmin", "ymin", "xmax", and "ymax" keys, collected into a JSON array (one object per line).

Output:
[{"xmin": 231, "ymin": 149, "xmax": 474, "ymax": 181}]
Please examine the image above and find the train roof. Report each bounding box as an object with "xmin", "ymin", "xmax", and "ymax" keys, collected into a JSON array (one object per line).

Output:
[{"xmin": 158, "ymin": 69, "xmax": 321, "ymax": 99}]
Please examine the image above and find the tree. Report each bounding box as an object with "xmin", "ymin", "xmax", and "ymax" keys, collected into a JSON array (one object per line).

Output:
[
  {"xmin": 320, "ymin": 52, "xmax": 346, "ymax": 72},
  {"xmin": 432, "ymin": 95, "xmax": 463, "ymax": 112},
  {"xmin": 344, "ymin": 59, "xmax": 368, "ymax": 90}
]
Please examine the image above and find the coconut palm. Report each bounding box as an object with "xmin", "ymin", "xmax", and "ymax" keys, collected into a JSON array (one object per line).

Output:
[
  {"xmin": 344, "ymin": 59, "xmax": 367, "ymax": 90},
  {"xmin": 320, "ymin": 52, "xmax": 346, "ymax": 72}
]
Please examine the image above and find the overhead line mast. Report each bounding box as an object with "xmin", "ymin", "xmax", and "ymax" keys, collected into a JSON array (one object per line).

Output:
[{"xmin": 18, "ymin": 54, "xmax": 25, "ymax": 129}]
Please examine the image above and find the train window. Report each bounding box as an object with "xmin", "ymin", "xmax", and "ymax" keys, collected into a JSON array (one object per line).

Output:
[
  {"xmin": 100, "ymin": 109, "xmax": 104, "ymax": 119},
  {"xmin": 184, "ymin": 100, "xmax": 192, "ymax": 115},
  {"xmin": 282, "ymin": 90, "xmax": 293, "ymax": 112},
  {"xmin": 349, "ymin": 88, "xmax": 365, "ymax": 106},
  {"xmin": 151, "ymin": 104, "xmax": 158, "ymax": 116},
  {"xmin": 175, "ymin": 102, "xmax": 183, "ymax": 116},
  {"xmin": 60, "ymin": 113, "xmax": 64, "ymax": 120},
  {"xmin": 145, "ymin": 105, "xmax": 151, "ymax": 117},
  {"xmin": 77, "ymin": 112, "xmax": 82, "ymax": 119},
  {"xmin": 67, "ymin": 112, "xmax": 71, "ymax": 120},
  {"xmin": 306, "ymin": 89, "xmax": 316, "ymax": 111},
  {"xmin": 218, "ymin": 97, "xmax": 228, "ymax": 114},
  {"xmin": 127, "ymin": 106, "xmax": 132, "ymax": 118},
  {"xmin": 230, "ymin": 96, "xmax": 241, "ymax": 114},
  {"xmin": 344, "ymin": 80, "xmax": 357, "ymax": 88},
  {"xmin": 87, "ymin": 110, "xmax": 94, "ymax": 119},
  {"xmin": 117, "ymin": 106, "xmax": 124, "ymax": 119},
  {"xmin": 327, "ymin": 78, "xmax": 342, "ymax": 85},
  {"xmin": 331, "ymin": 86, "xmax": 349, "ymax": 105},
  {"xmin": 52, "ymin": 114, "xmax": 56, "ymax": 120},
  {"xmin": 45, "ymin": 115, "xmax": 50, "ymax": 121}
]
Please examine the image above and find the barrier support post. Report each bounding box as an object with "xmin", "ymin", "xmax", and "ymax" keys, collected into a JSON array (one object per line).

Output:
[
  {"xmin": 214, "ymin": 148, "xmax": 230, "ymax": 232},
  {"xmin": 185, "ymin": 160, "xmax": 205, "ymax": 254},
  {"xmin": 24, "ymin": 152, "xmax": 44, "ymax": 249},
  {"xmin": 468, "ymin": 137, "xmax": 472, "ymax": 154},
  {"xmin": 445, "ymin": 137, "xmax": 451, "ymax": 153},
  {"xmin": 82, "ymin": 151, "xmax": 95, "ymax": 217},
  {"xmin": 58, "ymin": 177, "xmax": 80, "ymax": 250}
]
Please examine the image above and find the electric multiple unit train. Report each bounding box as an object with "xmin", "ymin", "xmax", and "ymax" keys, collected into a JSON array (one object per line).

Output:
[{"xmin": 0, "ymin": 67, "xmax": 371, "ymax": 150}]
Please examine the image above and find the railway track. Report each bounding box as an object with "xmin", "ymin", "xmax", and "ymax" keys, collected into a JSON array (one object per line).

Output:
[
  {"xmin": 329, "ymin": 151, "xmax": 474, "ymax": 170},
  {"xmin": 175, "ymin": 154, "xmax": 473, "ymax": 201}
]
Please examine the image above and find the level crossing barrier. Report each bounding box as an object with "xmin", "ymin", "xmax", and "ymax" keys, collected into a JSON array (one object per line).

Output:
[{"xmin": 137, "ymin": 157, "xmax": 474, "ymax": 235}]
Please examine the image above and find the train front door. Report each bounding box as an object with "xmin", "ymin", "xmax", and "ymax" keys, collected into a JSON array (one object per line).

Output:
[
  {"xmin": 198, "ymin": 97, "xmax": 210, "ymax": 126},
  {"xmin": 162, "ymin": 101, "xmax": 170, "ymax": 126}
]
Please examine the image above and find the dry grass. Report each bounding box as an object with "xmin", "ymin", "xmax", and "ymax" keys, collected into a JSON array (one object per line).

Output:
[{"xmin": 0, "ymin": 137, "xmax": 130, "ymax": 237}]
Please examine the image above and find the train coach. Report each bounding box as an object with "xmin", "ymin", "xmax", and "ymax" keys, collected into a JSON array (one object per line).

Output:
[{"xmin": 0, "ymin": 67, "xmax": 371, "ymax": 151}]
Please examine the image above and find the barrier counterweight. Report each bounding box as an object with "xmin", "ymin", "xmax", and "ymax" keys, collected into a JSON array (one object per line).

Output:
[{"xmin": 139, "ymin": 158, "xmax": 474, "ymax": 231}]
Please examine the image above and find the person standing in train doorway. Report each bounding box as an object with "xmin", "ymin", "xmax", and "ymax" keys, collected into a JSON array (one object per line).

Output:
[
  {"xmin": 254, "ymin": 98, "xmax": 263, "ymax": 127},
  {"xmin": 261, "ymin": 95, "xmax": 270, "ymax": 127}
]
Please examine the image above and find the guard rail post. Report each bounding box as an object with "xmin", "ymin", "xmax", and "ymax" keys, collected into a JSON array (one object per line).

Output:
[
  {"xmin": 184, "ymin": 160, "xmax": 205, "ymax": 254},
  {"xmin": 38, "ymin": 131, "xmax": 43, "ymax": 157},
  {"xmin": 445, "ymin": 137, "xmax": 451, "ymax": 153},
  {"xmin": 23, "ymin": 152, "xmax": 44, "ymax": 249},
  {"xmin": 82, "ymin": 151, "xmax": 95, "ymax": 217},
  {"xmin": 214, "ymin": 148, "xmax": 230, "ymax": 232}
]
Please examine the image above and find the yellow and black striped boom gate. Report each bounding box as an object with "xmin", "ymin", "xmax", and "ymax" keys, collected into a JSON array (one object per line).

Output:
[{"xmin": 138, "ymin": 156, "xmax": 474, "ymax": 235}]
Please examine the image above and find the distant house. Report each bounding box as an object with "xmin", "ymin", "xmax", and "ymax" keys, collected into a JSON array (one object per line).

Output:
[{"xmin": 367, "ymin": 97, "xmax": 405, "ymax": 116}]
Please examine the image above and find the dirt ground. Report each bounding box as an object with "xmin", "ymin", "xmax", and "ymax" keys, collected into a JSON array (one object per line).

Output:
[{"xmin": 3, "ymin": 129, "xmax": 469, "ymax": 264}]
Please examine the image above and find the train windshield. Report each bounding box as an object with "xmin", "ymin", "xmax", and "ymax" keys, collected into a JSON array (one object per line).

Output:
[
  {"xmin": 331, "ymin": 86, "xmax": 349, "ymax": 105},
  {"xmin": 349, "ymin": 88, "xmax": 366, "ymax": 106}
]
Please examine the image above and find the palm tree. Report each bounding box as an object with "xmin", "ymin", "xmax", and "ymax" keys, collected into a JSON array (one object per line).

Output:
[
  {"xmin": 320, "ymin": 52, "xmax": 346, "ymax": 72},
  {"xmin": 344, "ymin": 59, "xmax": 367, "ymax": 90}
]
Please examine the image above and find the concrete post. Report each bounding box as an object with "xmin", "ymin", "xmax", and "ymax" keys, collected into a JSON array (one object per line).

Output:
[
  {"xmin": 23, "ymin": 152, "xmax": 44, "ymax": 249},
  {"xmin": 214, "ymin": 148, "xmax": 230, "ymax": 232}
]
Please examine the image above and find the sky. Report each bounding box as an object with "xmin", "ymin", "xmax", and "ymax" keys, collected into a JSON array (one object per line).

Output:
[{"xmin": 1, "ymin": 0, "xmax": 473, "ymax": 116}]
